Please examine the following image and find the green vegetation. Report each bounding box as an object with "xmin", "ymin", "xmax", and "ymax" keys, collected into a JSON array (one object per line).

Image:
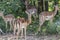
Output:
[{"xmin": 0, "ymin": 0, "xmax": 60, "ymax": 35}]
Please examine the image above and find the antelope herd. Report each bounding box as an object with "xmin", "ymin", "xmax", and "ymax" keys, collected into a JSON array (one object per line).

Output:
[{"xmin": 0, "ymin": 0, "xmax": 60, "ymax": 40}]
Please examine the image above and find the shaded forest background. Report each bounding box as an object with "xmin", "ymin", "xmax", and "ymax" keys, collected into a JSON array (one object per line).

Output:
[{"xmin": 0, "ymin": 0, "xmax": 60, "ymax": 35}]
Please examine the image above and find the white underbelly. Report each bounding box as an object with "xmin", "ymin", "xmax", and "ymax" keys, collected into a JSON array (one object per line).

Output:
[
  {"xmin": 21, "ymin": 26, "xmax": 25, "ymax": 28},
  {"xmin": 45, "ymin": 16, "xmax": 53, "ymax": 20},
  {"xmin": 16, "ymin": 24, "xmax": 25, "ymax": 29}
]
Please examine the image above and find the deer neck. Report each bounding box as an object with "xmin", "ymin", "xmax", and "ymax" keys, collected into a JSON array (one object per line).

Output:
[
  {"xmin": 54, "ymin": 7, "xmax": 58, "ymax": 16},
  {"xmin": 28, "ymin": 14, "xmax": 31, "ymax": 24}
]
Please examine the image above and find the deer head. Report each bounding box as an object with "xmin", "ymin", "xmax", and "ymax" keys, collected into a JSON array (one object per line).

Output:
[
  {"xmin": 53, "ymin": 5, "xmax": 59, "ymax": 16},
  {"xmin": 25, "ymin": 0, "xmax": 37, "ymax": 20}
]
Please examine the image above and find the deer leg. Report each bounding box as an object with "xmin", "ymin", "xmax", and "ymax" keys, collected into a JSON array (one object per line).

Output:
[
  {"xmin": 21, "ymin": 28, "xmax": 24, "ymax": 38},
  {"xmin": 36, "ymin": 20, "xmax": 45, "ymax": 35},
  {"xmin": 24, "ymin": 28, "xmax": 26, "ymax": 40},
  {"xmin": 16, "ymin": 24, "xmax": 20, "ymax": 39},
  {"xmin": 39, "ymin": 16, "xmax": 45, "ymax": 31},
  {"xmin": 16, "ymin": 29, "xmax": 19, "ymax": 40},
  {"xmin": 12, "ymin": 20, "xmax": 14, "ymax": 28},
  {"xmin": 14, "ymin": 27, "xmax": 16, "ymax": 36},
  {"xmin": 5, "ymin": 21, "xmax": 8, "ymax": 32},
  {"xmin": 35, "ymin": 15, "xmax": 45, "ymax": 35},
  {"xmin": 13, "ymin": 22, "xmax": 16, "ymax": 36},
  {"xmin": 10, "ymin": 21, "xmax": 12, "ymax": 31}
]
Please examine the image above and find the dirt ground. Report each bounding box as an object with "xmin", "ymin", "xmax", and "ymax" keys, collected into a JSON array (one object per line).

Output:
[{"xmin": 0, "ymin": 34, "xmax": 60, "ymax": 40}]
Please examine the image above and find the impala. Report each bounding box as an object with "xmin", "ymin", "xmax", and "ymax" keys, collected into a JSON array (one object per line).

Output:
[
  {"xmin": 38, "ymin": 5, "xmax": 59, "ymax": 32},
  {"xmin": 13, "ymin": 14, "xmax": 32, "ymax": 40},
  {"xmin": 0, "ymin": 11, "xmax": 15, "ymax": 32},
  {"xmin": 25, "ymin": 0, "xmax": 37, "ymax": 20}
]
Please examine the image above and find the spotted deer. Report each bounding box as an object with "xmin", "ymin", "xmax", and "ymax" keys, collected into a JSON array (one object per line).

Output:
[
  {"xmin": 25, "ymin": 0, "xmax": 37, "ymax": 20},
  {"xmin": 0, "ymin": 11, "xmax": 15, "ymax": 32},
  {"xmin": 38, "ymin": 5, "xmax": 59, "ymax": 32},
  {"xmin": 13, "ymin": 14, "xmax": 32, "ymax": 40}
]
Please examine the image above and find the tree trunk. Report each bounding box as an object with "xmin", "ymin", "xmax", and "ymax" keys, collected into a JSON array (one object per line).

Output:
[
  {"xmin": 45, "ymin": 1, "xmax": 48, "ymax": 11},
  {"xmin": 38, "ymin": 0, "xmax": 43, "ymax": 14},
  {"xmin": 33, "ymin": 1, "xmax": 35, "ymax": 6},
  {"xmin": 41, "ymin": 0, "xmax": 44, "ymax": 11}
]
